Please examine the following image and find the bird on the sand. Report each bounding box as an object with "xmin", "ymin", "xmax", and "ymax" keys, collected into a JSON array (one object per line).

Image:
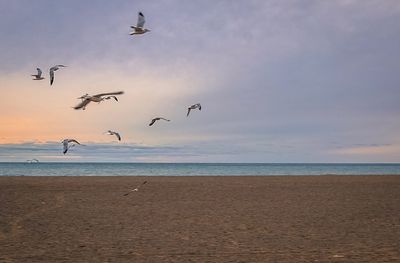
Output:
[
  {"xmin": 105, "ymin": 130, "xmax": 121, "ymax": 141},
  {"xmin": 31, "ymin": 68, "xmax": 45, "ymax": 80},
  {"xmin": 130, "ymin": 12, "xmax": 150, "ymax": 35},
  {"xmin": 49, "ymin": 65, "xmax": 67, "ymax": 85},
  {"xmin": 124, "ymin": 181, "xmax": 147, "ymax": 196},
  {"xmin": 73, "ymin": 91, "xmax": 124, "ymax": 110},
  {"xmin": 187, "ymin": 103, "xmax": 202, "ymax": 117},
  {"xmin": 149, "ymin": 117, "xmax": 170, "ymax": 126},
  {"xmin": 62, "ymin": 139, "xmax": 83, "ymax": 154}
]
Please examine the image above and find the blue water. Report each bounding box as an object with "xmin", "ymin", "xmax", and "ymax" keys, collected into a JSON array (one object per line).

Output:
[{"xmin": 0, "ymin": 163, "xmax": 400, "ymax": 176}]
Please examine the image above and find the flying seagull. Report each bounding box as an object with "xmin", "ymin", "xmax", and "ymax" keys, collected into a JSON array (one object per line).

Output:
[
  {"xmin": 73, "ymin": 91, "xmax": 124, "ymax": 110},
  {"xmin": 130, "ymin": 12, "xmax": 150, "ymax": 35},
  {"xmin": 105, "ymin": 130, "xmax": 121, "ymax": 141},
  {"xmin": 187, "ymin": 103, "xmax": 202, "ymax": 117},
  {"xmin": 31, "ymin": 68, "xmax": 45, "ymax": 80},
  {"xmin": 62, "ymin": 139, "xmax": 83, "ymax": 154},
  {"xmin": 149, "ymin": 117, "xmax": 170, "ymax": 126},
  {"xmin": 27, "ymin": 158, "xmax": 40, "ymax": 163},
  {"xmin": 124, "ymin": 181, "xmax": 147, "ymax": 196},
  {"xmin": 49, "ymin": 65, "xmax": 67, "ymax": 85}
]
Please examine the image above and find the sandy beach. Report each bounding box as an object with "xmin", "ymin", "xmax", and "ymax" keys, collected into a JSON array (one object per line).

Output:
[{"xmin": 0, "ymin": 175, "xmax": 399, "ymax": 262}]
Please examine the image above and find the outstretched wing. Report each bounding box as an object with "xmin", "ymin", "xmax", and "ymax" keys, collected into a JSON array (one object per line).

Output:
[
  {"xmin": 68, "ymin": 139, "xmax": 81, "ymax": 145},
  {"xmin": 115, "ymin": 132, "xmax": 121, "ymax": 141},
  {"xmin": 149, "ymin": 119, "xmax": 156, "ymax": 126},
  {"xmin": 137, "ymin": 12, "xmax": 145, "ymax": 28},
  {"xmin": 63, "ymin": 140, "xmax": 68, "ymax": 154},
  {"xmin": 74, "ymin": 98, "xmax": 92, "ymax": 110},
  {"xmin": 160, "ymin": 118, "xmax": 170, "ymax": 122},
  {"xmin": 50, "ymin": 69, "xmax": 54, "ymax": 85},
  {"xmin": 187, "ymin": 108, "xmax": 191, "ymax": 117},
  {"xmin": 93, "ymin": 91, "xmax": 124, "ymax": 98}
]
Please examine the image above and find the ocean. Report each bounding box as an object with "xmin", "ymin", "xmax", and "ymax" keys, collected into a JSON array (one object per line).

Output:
[{"xmin": 0, "ymin": 163, "xmax": 400, "ymax": 176}]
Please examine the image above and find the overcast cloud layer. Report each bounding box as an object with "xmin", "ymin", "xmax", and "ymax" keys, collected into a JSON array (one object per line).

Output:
[{"xmin": 0, "ymin": 0, "xmax": 399, "ymax": 162}]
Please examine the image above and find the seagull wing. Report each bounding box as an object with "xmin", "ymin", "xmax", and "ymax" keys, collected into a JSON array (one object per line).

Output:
[
  {"xmin": 63, "ymin": 140, "xmax": 69, "ymax": 154},
  {"xmin": 115, "ymin": 132, "xmax": 121, "ymax": 141},
  {"xmin": 37, "ymin": 68, "xmax": 42, "ymax": 77},
  {"xmin": 137, "ymin": 12, "xmax": 145, "ymax": 28},
  {"xmin": 68, "ymin": 139, "xmax": 81, "ymax": 145},
  {"xmin": 160, "ymin": 118, "xmax": 170, "ymax": 121},
  {"xmin": 93, "ymin": 91, "xmax": 124, "ymax": 98},
  {"xmin": 187, "ymin": 108, "xmax": 191, "ymax": 117},
  {"xmin": 49, "ymin": 69, "xmax": 55, "ymax": 85},
  {"xmin": 198, "ymin": 104, "xmax": 202, "ymax": 110},
  {"xmin": 74, "ymin": 98, "xmax": 92, "ymax": 110},
  {"xmin": 149, "ymin": 119, "xmax": 156, "ymax": 126}
]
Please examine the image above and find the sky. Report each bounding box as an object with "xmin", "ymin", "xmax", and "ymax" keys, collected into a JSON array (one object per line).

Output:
[{"xmin": 0, "ymin": 0, "xmax": 400, "ymax": 162}]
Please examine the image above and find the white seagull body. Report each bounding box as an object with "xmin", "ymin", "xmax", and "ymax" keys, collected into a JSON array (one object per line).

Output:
[
  {"xmin": 74, "ymin": 91, "xmax": 124, "ymax": 110},
  {"xmin": 31, "ymin": 68, "xmax": 45, "ymax": 80},
  {"xmin": 130, "ymin": 12, "xmax": 150, "ymax": 35},
  {"xmin": 105, "ymin": 130, "xmax": 121, "ymax": 141},
  {"xmin": 149, "ymin": 117, "xmax": 170, "ymax": 126},
  {"xmin": 187, "ymin": 103, "xmax": 202, "ymax": 117},
  {"xmin": 49, "ymin": 65, "xmax": 67, "ymax": 85},
  {"xmin": 62, "ymin": 139, "xmax": 83, "ymax": 154}
]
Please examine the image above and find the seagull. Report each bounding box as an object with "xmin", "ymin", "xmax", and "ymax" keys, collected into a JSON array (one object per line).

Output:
[
  {"xmin": 105, "ymin": 130, "xmax": 121, "ymax": 141},
  {"xmin": 124, "ymin": 181, "xmax": 147, "ymax": 196},
  {"xmin": 130, "ymin": 12, "xmax": 150, "ymax": 35},
  {"xmin": 49, "ymin": 65, "xmax": 67, "ymax": 85},
  {"xmin": 73, "ymin": 91, "xmax": 124, "ymax": 110},
  {"xmin": 62, "ymin": 139, "xmax": 83, "ymax": 154},
  {"xmin": 31, "ymin": 68, "xmax": 45, "ymax": 80},
  {"xmin": 27, "ymin": 158, "xmax": 39, "ymax": 163},
  {"xmin": 187, "ymin": 103, "xmax": 202, "ymax": 117},
  {"xmin": 149, "ymin": 117, "xmax": 170, "ymax": 126}
]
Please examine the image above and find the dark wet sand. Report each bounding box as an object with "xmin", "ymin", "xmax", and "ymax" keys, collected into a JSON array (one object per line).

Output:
[{"xmin": 0, "ymin": 175, "xmax": 399, "ymax": 262}]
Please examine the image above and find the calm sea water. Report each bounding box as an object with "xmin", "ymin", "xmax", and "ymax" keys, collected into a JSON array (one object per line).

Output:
[{"xmin": 0, "ymin": 163, "xmax": 400, "ymax": 176}]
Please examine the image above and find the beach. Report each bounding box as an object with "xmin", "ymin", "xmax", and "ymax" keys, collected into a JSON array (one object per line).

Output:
[{"xmin": 0, "ymin": 175, "xmax": 399, "ymax": 262}]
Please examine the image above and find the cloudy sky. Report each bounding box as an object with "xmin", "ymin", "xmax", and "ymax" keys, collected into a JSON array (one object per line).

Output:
[{"xmin": 0, "ymin": 0, "xmax": 399, "ymax": 162}]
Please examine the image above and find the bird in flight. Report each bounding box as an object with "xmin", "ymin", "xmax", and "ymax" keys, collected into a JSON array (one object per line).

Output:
[
  {"xmin": 62, "ymin": 139, "xmax": 83, "ymax": 154},
  {"xmin": 27, "ymin": 158, "xmax": 40, "ymax": 163},
  {"xmin": 130, "ymin": 12, "xmax": 150, "ymax": 35},
  {"xmin": 124, "ymin": 181, "xmax": 147, "ymax": 196},
  {"xmin": 49, "ymin": 65, "xmax": 67, "ymax": 85},
  {"xmin": 187, "ymin": 103, "xmax": 202, "ymax": 117},
  {"xmin": 73, "ymin": 91, "xmax": 124, "ymax": 110},
  {"xmin": 149, "ymin": 117, "xmax": 170, "ymax": 126},
  {"xmin": 105, "ymin": 130, "xmax": 121, "ymax": 141},
  {"xmin": 31, "ymin": 68, "xmax": 45, "ymax": 80}
]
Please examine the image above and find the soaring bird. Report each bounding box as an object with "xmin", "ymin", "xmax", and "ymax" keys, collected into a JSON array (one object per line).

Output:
[
  {"xmin": 124, "ymin": 181, "xmax": 147, "ymax": 196},
  {"xmin": 130, "ymin": 12, "xmax": 150, "ymax": 35},
  {"xmin": 73, "ymin": 91, "xmax": 124, "ymax": 110},
  {"xmin": 62, "ymin": 139, "xmax": 83, "ymax": 154},
  {"xmin": 187, "ymin": 103, "xmax": 202, "ymax": 117},
  {"xmin": 149, "ymin": 117, "xmax": 170, "ymax": 126},
  {"xmin": 31, "ymin": 68, "xmax": 45, "ymax": 80},
  {"xmin": 27, "ymin": 158, "xmax": 39, "ymax": 163},
  {"xmin": 49, "ymin": 65, "xmax": 67, "ymax": 85},
  {"xmin": 105, "ymin": 130, "xmax": 121, "ymax": 141}
]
